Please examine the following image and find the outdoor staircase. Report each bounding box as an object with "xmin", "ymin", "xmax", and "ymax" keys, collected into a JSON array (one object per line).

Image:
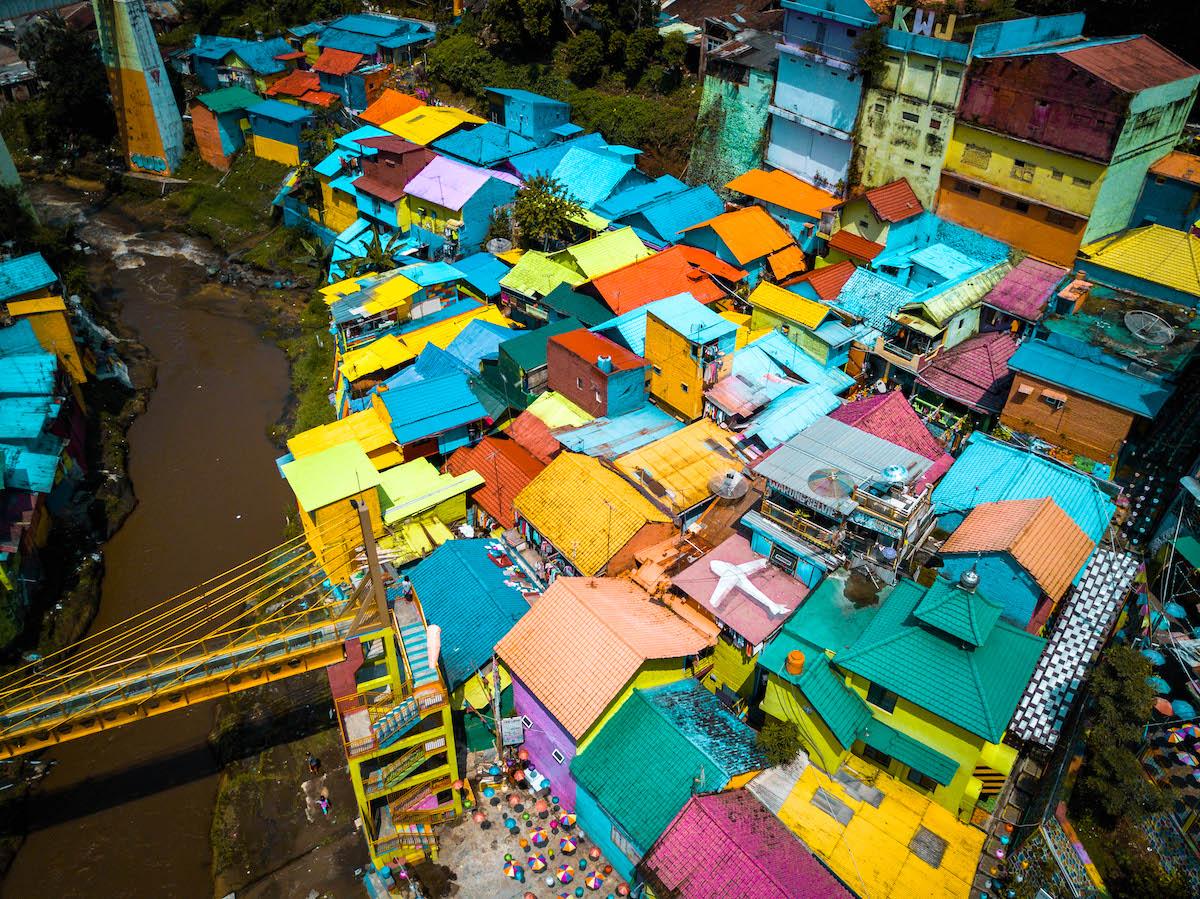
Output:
[
  {"xmin": 366, "ymin": 744, "xmax": 429, "ymax": 796},
  {"xmin": 371, "ymin": 696, "xmax": 421, "ymax": 749},
  {"xmin": 399, "ymin": 623, "xmax": 440, "ymax": 688}
]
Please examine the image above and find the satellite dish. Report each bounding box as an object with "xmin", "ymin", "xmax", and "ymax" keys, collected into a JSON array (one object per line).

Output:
[
  {"xmin": 879, "ymin": 464, "xmax": 909, "ymax": 486},
  {"xmin": 807, "ymin": 467, "xmax": 855, "ymax": 499},
  {"xmin": 709, "ymin": 469, "xmax": 750, "ymax": 500},
  {"xmin": 487, "ymin": 237, "xmax": 513, "ymax": 255},
  {"xmin": 1125, "ymin": 310, "xmax": 1175, "ymax": 345}
]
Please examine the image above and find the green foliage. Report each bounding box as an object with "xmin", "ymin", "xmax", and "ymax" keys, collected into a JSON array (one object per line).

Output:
[
  {"xmin": 564, "ymin": 31, "xmax": 606, "ymax": 87},
  {"xmin": 624, "ymin": 28, "xmax": 662, "ymax": 82},
  {"xmin": 853, "ymin": 26, "xmax": 888, "ymax": 88},
  {"xmin": 342, "ymin": 227, "xmax": 409, "ymax": 278},
  {"xmin": 483, "ymin": 0, "xmax": 562, "ymax": 57},
  {"xmin": 757, "ymin": 718, "xmax": 802, "ymax": 767},
  {"xmin": 285, "ymin": 294, "xmax": 336, "ymax": 435},
  {"xmin": 426, "ymin": 32, "xmax": 500, "ymax": 98},
  {"xmin": 587, "ymin": 0, "xmax": 657, "ymax": 35},
  {"xmin": 512, "ymin": 175, "xmax": 584, "ymax": 249},
  {"xmin": 16, "ymin": 17, "xmax": 115, "ymax": 160},
  {"xmin": 607, "ymin": 30, "xmax": 627, "ymax": 65},
  {"xmin": 1106, "ymin": 818, "xmax": 1188, "ymax": 898},
  {"xmin": 179, "ymin": 0, "xmax": 356, "ymax": 37}
]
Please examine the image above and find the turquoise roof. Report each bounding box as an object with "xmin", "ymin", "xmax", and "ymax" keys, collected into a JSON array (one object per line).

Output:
[
  {"xmin": 451, "ymin": 252, "xmax": 511, "ymax": 300},
  {"xmin": 592, "ymin": 294, "xmax": 735, "ymax": 356},
  {"xmin": 594, "ymin": 175, "xmax": 687, "ymax": 220},
  {"xmin": 195, "ymin": 86, "xmax": 260, "ymax": 115},
  {"xmin": 795, "ymin": 653, "xmax": 871, "ymax": 749},
  {"xmin": 486, "ymin": 87, "xmax": 569, "ymax": 108},
  {"xmin": 557, "ymin": 405, "xmax": 683, "ymax": 458},
  {"xmin": 834, "ymin": 267, "xmax": 914, "ymax": 334},
  {"xmin": 1007, "ymin": 340, "xmax": 1171, "ymax": 417},
  {"xmin": 758, "ymin": 575, "xmax": 879, "ymax": 659},
  {"xmin": 931, "ymin": 432, "xmax": 1116, "ymax": 542},
  {"xmin": 0, "ymin": 320, "xmax": 43, "ymax": 356},
  {"xmin": 743, "ymin": 331, "xmax": 855, "ymax": 393},
  {"xmin": 445, "ymin": 319, "xmax": 514, "ymax": 369},
  {"xmin": 409, "ymin": 539, "xmax": 530, "ymax": 689},
  {"xmin": 0, "ymin": 253, "xmax": 55, "ymax": 302},
  {"xmin": 551, "ymin": 146, "xmax": 637, "ymax": 208},
  {"xmin": 432, "ymin": 122, "xmax": 538, "ymax": 166},
  {"xmin": 507, "ymin": 133, "xmax": 609, "ymax": 179},
  {"xmin": 335, "ymin": 124, "xmax": 389, "ymax": 152},
  {"xmin": 191, "ymin": 35, "xmax": 293, "ymax": 74},
  {"xmin": 247, "ymin": 99, "xmax": 314, "ymax": 125},
  {"xmin": 571, "ymin": 681, "xmax": 766, "ymax": 853},
  {"xmin": 913, "ymin": 577, "xmax": 1003, "ymax": 647},
  {"xmin": 834, "ymin": 579, "xmax": 1045, "ymax": 742},
  {"xmin": 623, "ymin": 185, "xmax": 724, "ymax": 245},
  {"xmin": 858, "ymin": 718, "xmax": 958, "ymax": 786},
  {"xmin": 741, "ymin": 382, "xmax": 842, "ymax": 449}
]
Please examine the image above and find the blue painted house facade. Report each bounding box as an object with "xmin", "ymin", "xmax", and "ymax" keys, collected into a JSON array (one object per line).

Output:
[{"xmin": 485, "ymin": 88, "xmax": 572, "ymax": 147}]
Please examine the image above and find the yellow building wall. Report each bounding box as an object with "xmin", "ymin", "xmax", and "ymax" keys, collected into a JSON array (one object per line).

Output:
[
  {"xmin": 404, "ymin": 196, "xmax": 458, "ymax": 239},
  {"xmin": 300, "ymin": 486, "xmax": 382, "ymax": 583},
  {"xmin": 747, "ymin": 308, "xmax": 830, "ymax": 365},
  {"xmin": 761, "ymin": 671, "xmax": 849, "ymax": 774},
  {"xmin": 254, "ymin": 133, "xmax": 301, "ymax": 166},
  {"xmin": 836, "ymin": 196, "xmax": 893, "ymax": 244},
  {"xmin": 12, "ymin": 306, "xmax": 86, "ymax": 384},
  {"xmin": 943, "ymin": 123, "xmax": 1105, "ymax": 217},
  {"xmin": 702, "ymin": 636, "xmax": 758, "ymax": 699},
  {"xmin": 321, "ymin": 179, "xmax": 360, "ymax": 233},
  {"xmin": 577, "ymin": 657, "xmax": 691, "ymax": 752},
  {"xmin": 645, "ymin": 315, "xmax": 729, "ymax": 422}
]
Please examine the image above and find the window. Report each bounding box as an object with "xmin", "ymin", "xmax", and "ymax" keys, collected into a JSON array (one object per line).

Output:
[
  {"xmin": 952, "ymin": 180, "xmax": 982, "ymax": 198},
  {"xmin": 906, "ymin": 768, "xmax": 939, "ymax": 792},
  {"xmin": 611, "ymin": 825, "xmax": 639, "ymax": 863},
  {"xmin": 921, "ymin": 63, "xmax": 936, "ymax": 72},
  {"xmin": 768, "ymin": 543, "xmax": 799, "ymax": 572},
  {"xmin": 576, "ymin": 377, "xmax": 584, "ymax": 388},
  {"xmin": 961, "ymin": 143, "xmax": 991, "ymax": 169},
  {"xmin": 1072, "ymin": 176, "xmax": 1094, "ymax": 188},
  {"xmin": 1011, "ymin": 159, "xmax": 1036, "ymax": 182},
  {"xmin": 874, "ymin": 102, "xmax": 885, "ymax": 115},
  {"xmin": 858, "ymin": 219, "xmax": 870, "ymax": 229},
  {"xmin": 552, "ymin": 749, "xmax": 566, "ymax": 764},
  {"xmin": 847, "ymin": 28, "xmax": 857, "ymax": 37},
  {"xmin": 867, "ymin": 682, "xmax": 898, "ymax": 713},
  {"xmin": 1050, "ymin": 169, "xmax": 1064, "ymax": 181},
  {"xmin": 904, "ymin": 158, "xmax": 916, "ymax": 166},
  {"xmin": 920, "ymin": 164, "xmax": 931, "ymax": 173},
  {"xmin": 902, "ymin": 111, "xmax": 920, "ymax": 124},
  {"xmin": 1040, "ymin": 391, "xmax": 1067, "ymax": 411},
  {"xmin": 929, "ymin": 117, "xmax": 941, "ymax": 130},
  {"xmin": 1045, "ymin": 209, "xmax": 1077, "ymax": 229},
  {"xmin": 943, "ymin": 67, "xmax": 961, "ymax": 80},
  {"xmin": 521, "ymin": 715, "xmax": 534, "ymax": 729},
  {"xmin": 1156, "ymin": 176, "xmax": 1167, "ymax": 185},
  {"xmin": 862, "ymin": 744, "xmax": 892, "ymax": 768},
  {"xmin": 999, "ymin": 196, "xmax": 1030, "ymax": 214},
  {"xmin": 680, "ymin": 383, "xmax": 689, "ymax": 393},
  {"xmin": 652, "ymin": 365, "xmax": 662, "ymax": 376}
]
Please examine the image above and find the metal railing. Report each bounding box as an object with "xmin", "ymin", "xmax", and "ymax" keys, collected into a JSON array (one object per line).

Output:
[
  {"xmin": 760, "ymin": 498, "xmax": 844, "ymax": 550},
  {"xmin": 336, "ymin": 682, "xmax": 449, "ymax": 759}
]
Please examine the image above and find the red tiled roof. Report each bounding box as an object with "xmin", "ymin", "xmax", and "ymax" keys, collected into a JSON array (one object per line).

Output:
[
  {"xmin": 863, "ymin": 178, "xmax": 923, "ymax": 222},
  {"xmin": 586, "ymin": 245, "xmax": 731, "ymax": 314},
  {"xmin": 827, "ymin": 229, "xmax": 884, "ymax": 262},
  {"xmin": 266, "ymin": 68, "xmax": 320, "ymax": 98},
  {"xmin": 549, "ymin": 328, "xmax": 646, "ymax": 372},
  {"xmin": 830, "ymin": 389, "xmax": 954, "ymax": 488},
  {"xmin": 1060, "ymin": 36, "xmax": 1198, "ymax": 94},
  {"xmin": 916, "ymin": 331, "xmax": 1018, "ymax": 414},
  {"xmin": 445, "ymin": 436, "xmax": 545, "ymax": 529},
  {"xmin": 984, "ymin": 257, "xmax": 1067, "ymax": 321},
  {"xmin": 788, "ymin": 259, "xmax": 856, "ymax": 301},
  {"xmin": 673, "ymin": 244, "xmax": 748, "ymax": 282},
  {"xmin": 355, "ymin": 135, "xmax": 426, "ymax": 155},
  {"xmin": 313, "ymin": 47, "xmax": 364, "ymax": 76},
  {"xmin": 506, "ymin": 410, "xmax": 561, "ymax": 464},
  {"xmin": 300, "ymin": 90, "xmax": 339, "ymax": 108}
]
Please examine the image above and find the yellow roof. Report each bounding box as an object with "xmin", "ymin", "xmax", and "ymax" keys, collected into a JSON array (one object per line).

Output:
[
  {"xmin": 614, "ymin": 419, "xmax": 739, "ymax": 515},
  {"xmin": 379, "ymin": 514, "xmax": 455, "ymax": 566},
  {"xmin": 382, "ymin": 105, "xmax": 486, "ymax": 145},
  {"xmin": 514, "ymin": 453, "xmax": 669, "ymax": 576},
  {"xmin": 525, "ymin": 391, "xmax": 594, "ymax": 429},
  {"xmin": 287, "ymin": 400, "xmax": 396, "ymax": 466},
  {"xmin": 747, "ymin": 281, "xmax": 831, "ymax": 329},
  {"xmin": 359, "ymin": 273, "xmax": 421, "ymax": 315},
  {"xmin": 7, "ymin": 295, "xmax": 66, "ymax": 315},
  {"xmin": 339, "ymin": 304, "xmax": 509, "ymax": 381},
  {"xmin": 321, "ymin": 274, "xmax": 373, "ymax": 305},
  {"xmin": 1079, "ymin": 224, "xmax": 1200, "ymax": 298},
  {"xmin": 773, "ymin": 761, "xmax": 985, "ymax": 899},
  {"xmin": 377, "ymin": 456, "xmax": 484, "ymax": 523},
  {"xmin": 497, "ymin": 248, "xmax": 525, "ymax": 265},
  {"xmin": 461, "ymin": 664, "xmax": 512, "ymax": 710}
]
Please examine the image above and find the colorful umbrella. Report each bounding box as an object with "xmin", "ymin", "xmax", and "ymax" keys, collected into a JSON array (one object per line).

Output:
[
  {"xmin": 504, "ymin": 861, "xmax": 524, "ymax": 881},
  {"xmin": 557, "ymin": 864, "xmax": 575, "ymax": 884},
  {"xmin": 1165, "ymin": 601, "xmax": 1188, "ymax": 619},
  {"xmin": 1142, "ymin": 648, "xmax": 1166, "ymax": 666},
  {"xmin": 1155, "ymin": 698, "xmax": 1175, "ymax": 716},
  {"xmin": 560, "ymin": 835, "xmax": 577, "ymax": 854},
  {"xmin": 1176, "ymin": 751, "xmax": 1199, "ymax": 766},
  {"xmin": 529, "ymin": 853, "xmax": 548, "ymax": 872},
  {"xmin": 585, "ymin": 871, "xmax": 605, "ymax": 890},
  {"xmin": 1147, "ymin": 675, "xmax": 1170, "ymax": 694},
  {"xmin": 1177, "ymin": 723, "xmax": 1200, "ymax": 739},
  {"xmin": 531, "ymin": 827, "xmax": 549, "ymax": 846},
  {"xmin": 1192, "ymin": 769, "xmax": 1200, "ymax": 782},
  {"xmin": 560, "ymin": 813, "xmax": 577, "ymax": 827},
  {"xmin": 1169, "ymin": 728, "xmax": 1190, "ymax": 744},
  {"xmin": 1174, "ymin": 700, "xmax": 1197, "ymax": 718}
]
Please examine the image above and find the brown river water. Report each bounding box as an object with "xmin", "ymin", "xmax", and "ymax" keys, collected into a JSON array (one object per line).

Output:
[{"xmin": 2, "ymin": 187, "xmax": 293, "ymax": 898}]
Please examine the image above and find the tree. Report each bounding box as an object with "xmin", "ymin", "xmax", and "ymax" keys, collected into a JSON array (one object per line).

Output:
[
  {"xmin": 511, "ymin": 175, "xmax": 584, "ymax": 250},
  {"xmin": 342, "ymin": 227, "xmax": 407, "ymax": 277},
  {"xmin": 483, "ymin": 0, "xmax": 562, "ymax": 57},
  {"xmin": 756, "ymin": 718, "xmax": 801, "ymax": 767},
  {"xmin": 564, "ymin": 31, "xmax": 605, "ymax": 87},
  {"xmin": 588, "ymin": 0, "xmax": 658, "ymax": 36},
  {"xmin": 623, "ymin": 28, "xmax": 662, "ymax": 83},
  {"xmin": 17, "ymin": 17, "xmax": 115, "ymax": 158}
]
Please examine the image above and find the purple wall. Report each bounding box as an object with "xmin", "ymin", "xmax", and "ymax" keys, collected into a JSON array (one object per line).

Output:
[{"xmin": 512, "ymin": 674, "xmax": 580, "ymax": 811}]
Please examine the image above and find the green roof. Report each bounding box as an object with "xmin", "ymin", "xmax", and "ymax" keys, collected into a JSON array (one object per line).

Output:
[
  {"xmin": 859, "ymin": 718, "xmax": 958, "ymax": 786},
  {"xmin": 906, "ymin": 260, "xmax": 1012, "ymax": 327},
  {"xmin": 282, "ymin": 441, "xmax": 381, "ymax": 512},
  {"xmin": 913, "ymin": 578, "xmax": 1002, "ymax": 647},
  {"xmin": 834, "ymin": 579, "xmax": 1045, "ymax": 743},
  {"xmin": 797, "ymin": 653, "xmax": 871, "ymax": 749},
  {"xmin": 499, "ymin": 317, "xmax": 581, "ymax": 372},
  {"xmin": 499, "ymin": 251, "xmax": 584, "ymax": 299},
  {"xmin": 561, "ymin": 226, "xmax": 653, "ymax": 279},
  {"xmin": 1175, "ymin": 534, "xmax": 1200, "ymax": 569},
  {"xmin": 543, "ymin": 282, "xmax": 614, "ymax": 328},
  {"xmin": 196, "ymin": 86, "xmax": 261, "ymax": 115}
]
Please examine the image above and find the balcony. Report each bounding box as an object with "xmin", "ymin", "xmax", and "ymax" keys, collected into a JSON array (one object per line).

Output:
[
  {"xmin": 760, "ymin": 498, "xmax": 844, "ymax": 551},
  {"xmin": 874, "ymin": 336, "xmax": 941, "ymax": 373},
  {"xmin": 850, "ymin": 488, "xmax": 922, "ymax": 527},
  {"xmin": 336, "ymin": 681, "xmax": 449, "ymax": 759}
]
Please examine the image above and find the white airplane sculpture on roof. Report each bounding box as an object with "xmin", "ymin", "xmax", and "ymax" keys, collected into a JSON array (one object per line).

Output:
[{"xmin": 709, "ymin": 558, "xmax": 790, "ymax": 617}]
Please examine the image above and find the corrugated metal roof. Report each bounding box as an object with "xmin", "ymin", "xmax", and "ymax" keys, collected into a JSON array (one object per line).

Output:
[
  {"xmin": 445, "ymin": 436, "xmax": 543, "ymax": 528},
  {"xmin": 614, "ymin": 419, "xmax": 739, "ymax": 514},
  {"xmin": 1079, "ymin": 224, "xmax": 1200, "ymax": 299},
  {"xmin": 542, "ymin": 282, "xmax": 614, "ymax": 327},
  {"xmin": 632, "ymin": 185, "xmax": 725, "ymax": 245},
  {"xmin": 681, "ymin": 206, "xmax": 795, "ymax": 265},
  {"xmin": 1007, "ymin": 340, "xmax": 1172, "ymax": 417},
  {"xmin": 747, "ymin": 281, "xmax": 830, "ymax": 328},
  {"xmin": 485, "ymin": 86, "xmax": 569, "ymax": 108},
  {"xmin": 555, "ymin": 404, "xmax": 682, "ymax": 458},
  {"xmin": 827, "ymin": 229, "xmax": 884, "ymax": 262},
  {"xmin": 0, "ymin": 253, "xmax": 55, "ymax": 302},
  {"xmin": 506, "ymin": 409, "xmax": 562, "ymax": 463},
  {"xmin": 313, "ymin": 47, "xmax": 363, "ymax": 76},
  {"xmin": 1059, "ymin": 35, "xmax": 1198, "ymax": 94},
  {"xmin": 586, "ymin": 245, "xmax": 727, "ymax": 314},
  {"xmin": 1150, "ymin": 150, "xmax": 1200, "ymax": 187},
  {"xmin": 742, "ymin": 330, "xmax": 855, "ymax": 393},
  {"xmin": 432, "ymin": 121, "xmax": 537, "ymax": 166},
  {"xmin": 381, "ymin": 105, "xmax": 485, "ymax": 145},
  {"xmin": 286, "ymin": 401, "xmax": 396, "ymax": 464},
  {"xmin": 499, "ymin": 251, "xmax": 583, "ymax": 299},
  {"xmin": 916, "ymin": 331, "xmax": 1017, "ymax": 413},
  {"xmin": 834, "ymin": 267, "xmax": 914, "ymax": 333},
  {"xmin": 551, "ymin": 146, "xmax": 637, "ymax": 207},
  {"xmin": 359, "ymin": 89, "xmax": 425, "ymax": 126},
  {"xmin": 499, "ymin": 317, "xmax": 580, "ymax": 371},
  {"xmin": 281, "ymin": 441, "xmax": 381, "ymax": 512},
  {"xmin": 561, "ymin": 227, "xmax": 653, "ymax": 279},
  {"xmin": 741, "ymin": 383, "xmax": 842, "ymax": 450},
  {"xmin": 830, "ymin": 390, "xmax": 953, "ymax": 489},
  {"xmin": 404, "ymin": 155, "xmax": 518, "ymax": 210},
  {"xmin": 766, "ymin": 244, "xmax": 807, "ymax": 280},
  {"xmin": 379, "ymin": 371, "xmax": 488, "ymax": 445},
  {"xmin": 984, "ymin": 257, "xmax": 1067, "ymax": 321},
  {"xmin": 725, "ymin": 168, "xmax": 837, "ymax": 218},
  {"xmin": 592, "ymin": 293, "xmax": 735, "ymax": 356}
]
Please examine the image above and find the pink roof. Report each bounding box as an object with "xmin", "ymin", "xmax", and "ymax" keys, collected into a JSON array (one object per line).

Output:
[
  {"xmin": 830, "ymin": 390, "xmax": 954, "ymax": 489},
  {"xmin": 916, "ymin": 331, "xmax": 1018, "ymax": 414},
  {"xmin": 404, "ymin": 156, "xmax": 520, "ymax": 210},
  {"xmin": 642, "ymin": 791, "xmax": 851, "ymax": 899},
  {"xmin": 672, "ymin": 534, "xmax": 808, "ymax": 646},
  {"xmin": 984, "ymin": 257, "xmax": 1067, "ymax": 321}
]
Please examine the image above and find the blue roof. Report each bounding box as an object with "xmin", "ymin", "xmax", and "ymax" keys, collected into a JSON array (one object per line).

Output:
[
  {"xmin": 432, "ymin": 122, "xmax": 538, "ymax": 167},
  {"xmin": 594, "ymin": 175, "xmax": 687, "ymax": 220},
  {"xmin": 931, "ymin": 432, "xmax": 1116, "ymax": 542},
  {"xmin": 329, "ymin": 13, "xmax": 421, "ymax": 36},
  {"xmin": 317, "ymin": 29, "xmax": 382, "ymax": 54},
  {"xmin": 626, "ymin": 185, "xmax": 724, "ymax": 245},
  {"xmin": 835, "ymin": 267, "xmax": 914, "ymax": 334},
  {"xmin": 384, "ymin": 344, "xmax": 471, "ymax": 388},
  {"xmin": 3, "ymin": 437, "xmax": 62, "ymax": 493},
  {"xmin": 556, "ymin": 405, "xmax": 683, "ymax": 458},
  {"xmin": 549, "ymin": 122, "xmax": 584, "ymax": 138},
  {"xmin": 288, "ymin": 22, "xmax": 325, "ymax": 37},
  {"xmin": 0, "ymin": 253, "xmax": 56, "ymax": 302},
  {"xmin": 410, "ymin": 539, "xmax": 531, "ymax": 689},
  {"xmin": 486, "ymin": 87, "xmax": 569, "ymax": 109},
  {"xmin": 445, "ymin": 319, "xmax": 514, "ymax": 369},
  {"xmin": 192, "ymin": 35, "xmax": 293, "ymax": 75},
  {"xmin": 0, "ymin": 320, "xmax": 45, "ymax": 357},
  {"xmin": 247, "ymin": 99, "xmax": 314, "ymax": 124},
  {"xmin": 0, "ymin": 395, "xmax": 58, "ymax": 440},
  {"xmin": 911, "ymin": 243, "xmax": 977, "ymax": 281},
  {"xmin": 450, "ymin": 252, "xmax": 511, "ymax": 300},
  {"xmin": 396, "ymin": 260, "xmax": 465, "ymax": 287},
  {"xmin": 592, "ymin": 294, "xmax": 736, "ymax": 355},
  {"xmin": 742, "ymin": 383, "xmax": 842, "ymax": 449},
  {"xmin": 0, "ymin": 353, "xmax": 57, "ymax": 397},
  {"xmin": 507, "ymin": 132, "xmax": 609, "ymax": 179},
  {"xmin": 1007, "ymin": 340, "xmax": 1171, "ymax": 417},
  {"xmin": 335, "ymin": 124, "xmax": 389, "ymax": 152},
  {"xmin": 551, "ymin": 147, "xmax": 636, "ymax": 208},
  {"xmin": 380, "ymin": 371, "xmax": 489, "ymax": 445}
]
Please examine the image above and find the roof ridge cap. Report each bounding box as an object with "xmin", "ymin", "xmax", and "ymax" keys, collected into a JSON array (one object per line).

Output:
[{"xmin": 964, "ymin": 642, "xmax": 999, "ymax": 740}]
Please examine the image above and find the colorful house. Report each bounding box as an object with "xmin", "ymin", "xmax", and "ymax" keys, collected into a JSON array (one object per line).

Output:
[
  {"xmin": 672, "ymin": 534, "xmax": 810, "ymax": 701},
  {"xmin": 913, "ymin": 330, "xmax": 1018, "ymax": 437},
  {"xmin": 495, "ymin": 577, "xmax": 713, "ymax": 810},
  {"xmin": 315, "ymin": 14, "xmax": 436, "ymax": 67},
  {"xmin": 613, "ymin": 419, "xmax": 739, "ymax": 522},
  {"xmin": 828, "ymin": 178, "xmax": 924, "ymax": 247},
  {"xmin": 4, "ymin": 294, "xmax": 87, "ymax": 387},
  {"xmin": 402, "ymin": 156, "xmax": 520, "ymax": 257},
  {"xmin": 1132, "ymin": 150, "xmax": 1200, "ymax": 230},
  {"xmin": 374, "ymin": 457, "xmax": 482, "ymax": 556},
  {"xmin": 189, "ymin": 35, "xmax": 296, "ymax": 92},
  {"xmin": 1076, "ymin": 224, "xmax": 1200, "ymax": 308},
  {"xmin": 636, "ymin": 790, "xmax": 851, "ymax": 899},
  {"xmin": 284, "ymin": 398, "xmax": 401, "ymax": 472},
  {"xmin": 431, "ymin": 122, "xmax": 538, "ymax": 169},
  {"xmin": 606, "ymin": 184, "xmax": 725, "ymax": 249},
  {"xmin": 978, "ymin": 256, "xmax": 1067, "ymax": 335},
  {"xmin": 938, "ymin": 29, "xmax": 1200, "ymax": 265},
  {"xmin": 745, "ymin": 280, "xmax": 854, "ymax": 368},
  {"xmin": 485, "ymin": 87, "xmax": 572, "ymax": 147},
  {"xmin": 247, "ymin": 99, "xmax": 315, "ymax": 166},
  {"xmin": 312, "ymin": 47, "xmax": 391, "ymax": 110},
  {"xmin": 513, "ymin": 452, "xmax": 673, "ymax": 578},
  {"xmin": 377, "ymin": 371, "xmax": 493, "ymax": 461},
  {"xmin": 265, "ymin": 68, "xmax": 339, "ymax": 110},
  {"xmin": 488, "ymin": 317, "xmax": 581, "ymax": 408},
  {"xmin": 580, "ymin": 244, "xmax": 743, "ymax": 315},
  {"xmin": 679, "ymin": 205, "xmax": 798, "ymax": 287},
  {"xmin": 571, "ymin": 681, "xmax": 767, "ymax": 880},
  {"xmin": 725, "ymin": 168, "xmax": 837, "ymax": 248},
  {"xmin": 345, "ymin": 136, "xmax": 434, "ymax": 230},
  {"xmin": 189, "ymin": 87, "xmax": 258, "ymax": 170},
  {"xmin": 382, "ymin": 106, "xmax": 486, "ymax": 147},
  {"xmin": 554, "ymin": 405, "xmax": 685, "ymax": 461},
  {"xmin": 829, "ymin": 390, "xmax": 954, "ymax": 487},
  {"xmin": 444, "ymin": 435, "xmax": 544, "ymax": 531},
  {"xmin": 940, "ymin": 496, "xmax": 1096, "ymax": 629},
  {"xmin": 544, "ymin": 328, "xmax": 648, "ymax": 419},
  {"xmin": 359, "ymin": 89, "xmax": 425, "ymax": 128}
]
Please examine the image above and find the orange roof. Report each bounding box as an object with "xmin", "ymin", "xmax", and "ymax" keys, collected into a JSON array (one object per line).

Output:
[
  {"xmin": 586, "ymin": 246, "xmax": 730, "ymax": 313},
  {"xmin": 828, "ymin": 229, "xmax": 884, "ymax": 262},
  {"xmin": 941, "ymin": 497, "xmax": 1094, "ymax": 601},
  {"xmin": 506, "ymin": 410, "xmax": 561, "ymax": 464},
  {"xmin": 767, "ymin": 244, "xmax": 807, "ymax": 280},
  {"xmin": 266, "ymin": 68, "xmax": 320, "ymax": 98},
  {"xmin": 495, "ymin": 577, "xmax": 714, "ymax": 738},
  {"xmin": 789, "ymin": 260, "xmax": 856, "ymax": 301},
  {"xmin": 863, "ymin": 179, "xmax": 923, "ymax": 222},
  {"xmin": 313, "ymin": 47, "xmax": 364, "ymax": 76},
  {"xmin": 301, "ymin": 90, "xmax": 339, "ymax": 108},
  {"xmin": 360, "ymin": 89, "xmax": 426, "ymax": 127},
  {"xmin": 1150, "ymin": 151, "xmax": 1200, "ymax": 187},
  {"xmin": 673, "ymin": 244, "xmax": 748, "ymax": 282},
  {"xmin": 681, "ymin": 206, "xmax": 795, "ymax": 265},
  {"xmin": 725, "ymin": 169, "xmax": 837, "ymax": 219},
  {"xmin": 549, "ymin": 328, "xmax": 646, "ymax": 371},
  {"xmin": 445, "ymin": 436, "xmax": 544, "ymax": 529}
]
